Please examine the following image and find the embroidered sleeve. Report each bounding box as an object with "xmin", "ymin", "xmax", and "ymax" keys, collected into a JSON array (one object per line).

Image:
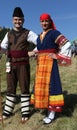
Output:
[
  {"xmin": 55, "ymin": 34, "xmax": 68, "ymax": 47},
  {"xmin": 55, "ymin": 34, "xmax": 72, "ymax": 65},
  {"xmin": 56, "ymin": 41, "xmax": 72, "ymax": 65}
]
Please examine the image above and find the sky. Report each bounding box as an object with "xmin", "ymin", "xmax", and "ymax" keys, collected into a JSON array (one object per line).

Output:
[{"xmin": 0, "ymin": 0, "xmax": 77, "ymax": 42}]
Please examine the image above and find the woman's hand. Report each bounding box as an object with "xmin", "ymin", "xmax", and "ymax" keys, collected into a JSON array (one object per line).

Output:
[{"xmin": 48, "ymin": 53, "xmax": 57, "ymax": 59}]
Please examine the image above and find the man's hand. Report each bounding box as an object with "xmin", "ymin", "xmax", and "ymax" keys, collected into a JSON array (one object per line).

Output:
[{"xmin": 28, "ymin": 51, "xmax": 35, "ymax": 57}]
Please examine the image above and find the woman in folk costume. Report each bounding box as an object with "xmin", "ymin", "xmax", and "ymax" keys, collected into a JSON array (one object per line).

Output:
[{"xmin": 30, "ymin": 13, "xmax": 72, "ymax": 124}]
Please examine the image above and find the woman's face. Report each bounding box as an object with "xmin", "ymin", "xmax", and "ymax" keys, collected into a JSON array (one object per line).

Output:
[
  {"xmin": 40, "ymin": 20, "xmax": 51, "ymax": 31},
  {"xmin": 12, "ymin": 17, "xmax": 24, "ymax": 30}
]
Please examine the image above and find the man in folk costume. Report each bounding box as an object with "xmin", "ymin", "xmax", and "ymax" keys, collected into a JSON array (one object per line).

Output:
[
  {"xmin": 0, "ymin": 7, "xmax": 38, "ymax": 123},
  {"xmin": 30, "ymin": 13, "xmax": 72, "ymax": 124}
]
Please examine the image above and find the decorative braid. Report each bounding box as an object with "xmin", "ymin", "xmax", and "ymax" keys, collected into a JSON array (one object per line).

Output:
[
  {"xmin": 3, "ymin": 94, "xmax": 16, "ymax": 116},
  {"xmin": 21, "ymin": 94, "xmax": 30, "ymax": 118}
]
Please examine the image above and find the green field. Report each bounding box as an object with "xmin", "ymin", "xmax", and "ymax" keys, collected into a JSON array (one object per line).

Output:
[{"xmin": 0, "ymin": 55, "xmax": 77, "ymax": 130}]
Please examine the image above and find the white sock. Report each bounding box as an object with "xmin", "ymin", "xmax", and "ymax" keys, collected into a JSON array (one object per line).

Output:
[{"xmin": 48, "ymin": 111, "xmax": 55, "ymax": 119}]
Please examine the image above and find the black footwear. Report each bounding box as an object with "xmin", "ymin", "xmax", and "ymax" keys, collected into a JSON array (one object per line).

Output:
[
  {"xmin": 0, "ymin": 115, "xmax": 9, "ymax": 121},
  {"xmin": 0, "ymin": 112, "xmax": 13, "ymax": 121},
  {"xmin": 21, "ymin": 117, "xmax": 29, "ymax": 124}
]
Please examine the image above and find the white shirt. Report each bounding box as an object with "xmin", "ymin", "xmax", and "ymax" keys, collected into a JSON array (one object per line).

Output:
[{"xmin": 1, "ymin": 30, "xmax": 38, "ymax": 52}]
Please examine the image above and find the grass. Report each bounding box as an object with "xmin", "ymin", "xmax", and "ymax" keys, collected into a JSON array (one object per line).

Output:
[{"xmin": 0, "ymin": 55, "xmax": 77, "ymax": 130}]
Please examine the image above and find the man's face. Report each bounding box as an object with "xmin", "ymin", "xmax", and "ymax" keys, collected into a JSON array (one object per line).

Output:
[
  {"xmin": 12, "ymin": 17, "xmax": 24, "ymax": 29},
  {"xmin": 40, "ymin": 20, "xmax": 51, "ymax": 31}
]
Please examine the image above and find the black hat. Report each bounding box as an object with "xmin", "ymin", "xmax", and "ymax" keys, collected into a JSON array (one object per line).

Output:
[{"xmin": 12, "ymin": 7, "xmax": 24, "ymax": 17}]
